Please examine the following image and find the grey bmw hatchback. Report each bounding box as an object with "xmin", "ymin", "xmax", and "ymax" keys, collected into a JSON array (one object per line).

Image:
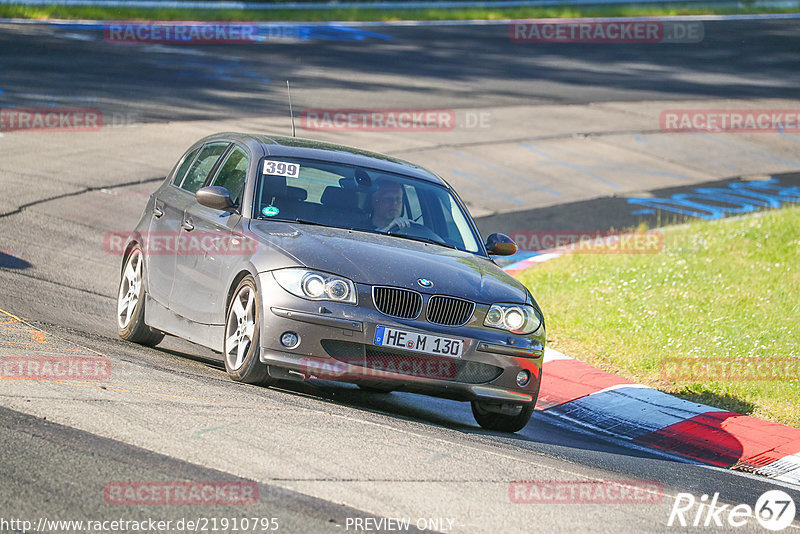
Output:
[{"xmin": 117, "ymin": 133, "xmax": 545, "ymax": 432}]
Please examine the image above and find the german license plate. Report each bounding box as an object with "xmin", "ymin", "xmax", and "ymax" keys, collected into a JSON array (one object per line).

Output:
[{"xmin": 374, "ymin": 326, "xmax": 463, "ymax": 358}]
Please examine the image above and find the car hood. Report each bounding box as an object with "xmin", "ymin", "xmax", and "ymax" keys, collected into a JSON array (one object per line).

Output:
[{"xmin": 248, "ymin": 220, "xmax": 529, "ymax": 304}]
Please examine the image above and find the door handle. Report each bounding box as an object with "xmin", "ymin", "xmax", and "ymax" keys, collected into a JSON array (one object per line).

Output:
[
  {"xmin": 181, "ymin": 220, "xmax": 195, "ymax": 231},
  {"xmin": 153, "ymin": 206, "xmax": 164, "ymax": 218}
]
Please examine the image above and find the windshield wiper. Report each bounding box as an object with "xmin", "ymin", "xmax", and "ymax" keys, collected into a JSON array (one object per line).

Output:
[
  {"xmin": 378, "ymin": 231, "xmax": 459, "ymax": 251},
  {"xmin": 290, "ymin": 218, "xmax": 331, "ymax": 227},
  {"xmin": 259, "ymin": 217, "xmax": 364, "ymax": 231},
  {"xmin": 257, "ymin": 216, "xmax": 328, "ymax": 227}
]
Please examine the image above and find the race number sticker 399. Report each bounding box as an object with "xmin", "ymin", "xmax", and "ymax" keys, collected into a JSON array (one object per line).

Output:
[{"xmin": 263, "ymin": 160, "xmax": 300, "ymax": 178}]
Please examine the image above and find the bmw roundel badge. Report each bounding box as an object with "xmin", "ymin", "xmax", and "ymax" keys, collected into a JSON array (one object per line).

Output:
[{"xmin": 417, "ymin": 278, "xmax": 433, "ymax": 288}]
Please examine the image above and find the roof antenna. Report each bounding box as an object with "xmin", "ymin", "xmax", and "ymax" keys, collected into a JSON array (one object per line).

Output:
[{"xmin": 286, "ymin": 80, "xmax": 296, "ymax": 138}]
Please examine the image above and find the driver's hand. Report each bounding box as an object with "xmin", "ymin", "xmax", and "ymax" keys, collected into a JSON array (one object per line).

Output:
[{"xmin": 381, "ymin": 217, "xmax": 412, "ymax": 232}]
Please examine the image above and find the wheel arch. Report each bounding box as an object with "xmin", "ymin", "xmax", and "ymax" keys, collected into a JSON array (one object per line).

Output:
[
  {"xmin": 120, "ymin": 241, "xmax": 137, "ymax": 275},
  {"xmin": 225, "ymin": 267, "xmax": 261, "ymax": 318},
  {"xmin": 119, "ymin": 232, "xmax": 144, "ymax": 274},
  {"xmin": 119, "ymin": 233, "xmax": 153, "ymax": 294}
]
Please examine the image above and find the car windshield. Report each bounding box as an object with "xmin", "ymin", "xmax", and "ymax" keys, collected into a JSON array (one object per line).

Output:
[{"xmin": 254, "ymin": 157, "xmax": 483, "ymax": 254}]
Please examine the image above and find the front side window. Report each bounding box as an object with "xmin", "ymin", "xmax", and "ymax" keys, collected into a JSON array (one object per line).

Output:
[
  {"xmin": 179, "ymin": 142, "xmax": 230, "ymax": 194},
  {"xmin": 210, "ymin": 146, "xmax": 249, "ymax": 205},
  {"xmin": 254, "ymin": 157, "xmax": 484, "ymax": 255},
  {"xmin": 171, "ymin": 147, "xmax": 200, "ymax": 186}
]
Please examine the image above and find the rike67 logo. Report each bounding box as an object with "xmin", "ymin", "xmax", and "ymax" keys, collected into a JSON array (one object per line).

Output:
[{"xmin": 668, "ymin": 490, "xmax": 796, "ymax": 531}]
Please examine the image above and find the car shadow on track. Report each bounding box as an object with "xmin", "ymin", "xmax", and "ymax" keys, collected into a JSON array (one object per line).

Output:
[
  {"xmin": 281, "ymin": 378, "xmax": 691, "ymax": 464},
  {"xmin": 238, "ymin": 372, "xmax": 679, "ymax": 463},
  {"xmin": 0, "ymin": 251, "xmax": 32, "ymax": 270},
  {"xmin": 152, "ymin": 345, "xmax": 225, "ymax": 370},
  {"xmin": 142, "ymin": 338, "xmax": 688, "ymax": 464}
]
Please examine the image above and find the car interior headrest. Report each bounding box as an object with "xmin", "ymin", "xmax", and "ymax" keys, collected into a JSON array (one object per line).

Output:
[
  {"xmin": 321, "ymin": 186, "xmax": 357, "ymax": 209},
  {"xmin": 355, "ymin": 169, "xmax": 372, "ymax": 188}
]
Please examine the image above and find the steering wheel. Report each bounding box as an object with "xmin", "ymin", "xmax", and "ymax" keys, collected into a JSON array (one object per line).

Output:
[{"xmin": 387, "ymin": 221, "xmax": 445, "ymax": 243}]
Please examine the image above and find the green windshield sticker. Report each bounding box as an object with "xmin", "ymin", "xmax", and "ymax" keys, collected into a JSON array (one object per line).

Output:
[{"xmin": 262, "ymin": 206, "xmax": 280, "ymax": 217}]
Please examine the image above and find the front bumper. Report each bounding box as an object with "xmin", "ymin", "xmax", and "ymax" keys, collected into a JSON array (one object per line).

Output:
[{"xmin": 257, "ymin": 274, "xmax": 544, "ymax": 404}]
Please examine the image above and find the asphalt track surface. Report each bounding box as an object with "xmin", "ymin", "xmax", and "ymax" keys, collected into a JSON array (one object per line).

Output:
[
  {"xmin": 1, "ymin": 18, "xmax": 800, "ymax": 533},
  {"xmin": 0, "ymin": 19, "xmax": 799, "ymax": 120}
]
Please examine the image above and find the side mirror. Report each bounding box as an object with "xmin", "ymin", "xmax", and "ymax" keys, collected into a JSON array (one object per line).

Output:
[
  {"xmin": 485, "ymin": 233, "xmax": 518, "ymax": 256},
  {"xmin": 196, "ymin": 186, "xmax": 236, "ymax": 212}
]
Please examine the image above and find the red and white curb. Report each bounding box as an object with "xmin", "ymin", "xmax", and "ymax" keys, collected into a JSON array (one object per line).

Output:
[
  {"xmin": 503, "ymin": 252, "xmax": 564, "ymax": 276},
  {"xmin": 534, "ymin": 349, "xmax": 800, "ymax": 484},
  {"xmin": 504, "ymin": 256, "xmax": 800, "ymax": 485}
]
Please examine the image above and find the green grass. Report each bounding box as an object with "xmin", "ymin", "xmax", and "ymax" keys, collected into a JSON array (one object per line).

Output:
[
  {"xmin": 517, "ymin": 207, "xmax": 800, "ymax": 427},
  {"xmin": 2, "ymin": 3, "xmax": 799, "ymax": 21}
]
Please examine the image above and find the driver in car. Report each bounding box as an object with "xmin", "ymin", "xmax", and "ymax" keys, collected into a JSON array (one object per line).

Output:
[{"xmin": 370, "ymin": 180, "xmax": 412, "ymax": 232}]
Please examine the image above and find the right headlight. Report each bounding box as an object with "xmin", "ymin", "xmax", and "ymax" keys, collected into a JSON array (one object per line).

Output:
[
  {"xmin": 272, "ymin": 268, "xmax": 357, "ymax": 304},
  {"xmin": 484, "ymin": 303, "xmax": 542, "ymax": 335}
]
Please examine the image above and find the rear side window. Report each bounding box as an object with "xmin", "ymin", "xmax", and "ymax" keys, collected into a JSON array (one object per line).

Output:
[
  {"xmin": 171, "ymin": 147, "xmax": 200, "ymax": 186},
  {"xmin": 210, "ymin": 146, "xmax": 249, "ymax": 205},
  {"xmin": 180, "ymin": 142, "xmax": 230, "ymax": 193}
]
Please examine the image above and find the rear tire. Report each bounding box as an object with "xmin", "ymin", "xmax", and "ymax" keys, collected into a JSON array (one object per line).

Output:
[
  {"xmin": 117, "ymin": 246, "xmax": 164, "ymax": 347},
  {"xmin": 471, "ymin": 400, "xmax": 533, "ymax": 433},
  {"xmin": 224, "ymin": 276, "xmax": 276, "ymax": 386}
]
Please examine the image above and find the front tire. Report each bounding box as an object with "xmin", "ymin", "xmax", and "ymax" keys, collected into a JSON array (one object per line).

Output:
[
  {"xmin": 224, "ymin": 276, "xmax": 275, "ymax": 386},
  {"xmin": 117, "ymin": 246, "xmax": 164, "ymax": 346},
  {"xmin": 471, "ymin": 400, "xmax": 533, "ymax": 433}
]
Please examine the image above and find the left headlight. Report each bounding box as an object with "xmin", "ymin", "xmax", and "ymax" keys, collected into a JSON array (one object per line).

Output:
[
  {"xmin": 484, "ymin": 303, "xmax": 542, "ymax": 334},
  {"xmin": 272, "ymin": 268, "xmax": 357, "ymax": 304}
]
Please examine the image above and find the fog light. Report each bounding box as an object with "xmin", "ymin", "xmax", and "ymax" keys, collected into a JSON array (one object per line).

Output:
[
  {"xmin": 281, "ymin": 332, "xmax": 299, "ymax": 349},
  {"xmin": 516, "ymin": 370, "xmax": 531, "ymax": 387}
]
